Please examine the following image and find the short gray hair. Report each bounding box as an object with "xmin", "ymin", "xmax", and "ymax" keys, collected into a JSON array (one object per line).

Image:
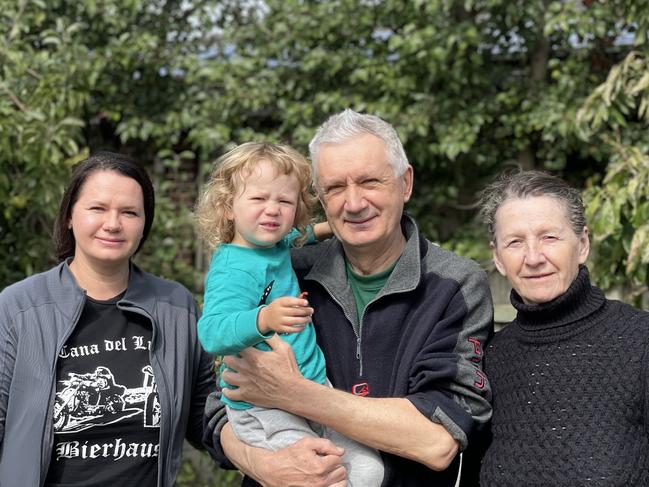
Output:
[
  {"xmin": 308, "ymin": 109, "xmax": 409, "ymax": 184},
  {"xmin": 478, "ymin": 170, "xmax": 587, "ymax": 242}
]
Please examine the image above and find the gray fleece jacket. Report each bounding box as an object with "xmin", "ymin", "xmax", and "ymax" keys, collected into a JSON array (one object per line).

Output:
[{"xmin": 0, "ymin": 261, "xmax": 215, "ymax": 486}]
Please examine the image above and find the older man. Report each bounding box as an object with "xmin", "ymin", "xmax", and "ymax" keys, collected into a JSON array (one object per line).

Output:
[{"xmin": 204, "ymin": 109, "xmax": 493, "ymax": 486}]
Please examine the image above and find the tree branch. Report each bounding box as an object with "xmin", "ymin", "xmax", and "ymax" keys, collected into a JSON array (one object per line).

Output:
[{"xmin": 1, "ymin": 84, "xmax": 29, "ymax": 112}]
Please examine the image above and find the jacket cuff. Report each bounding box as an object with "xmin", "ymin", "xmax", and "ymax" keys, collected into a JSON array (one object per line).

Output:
[
  {"xmin": 202, "ymin": 391, "xmax": 237, "ymax": 469},
  {"xmin": 407, "ymin": 392, "xmax": 473, "ymax": 450}
]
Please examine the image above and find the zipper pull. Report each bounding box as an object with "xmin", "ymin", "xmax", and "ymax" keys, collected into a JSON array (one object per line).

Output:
[{"xmin": 356, "ymin": 337, "xmax": 361, "ymax": 360}]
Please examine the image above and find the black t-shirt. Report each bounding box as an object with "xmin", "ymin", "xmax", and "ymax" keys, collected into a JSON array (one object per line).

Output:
[{"xmin": 45, "ymin": 292, "xmax": 160, "ymax": 487}]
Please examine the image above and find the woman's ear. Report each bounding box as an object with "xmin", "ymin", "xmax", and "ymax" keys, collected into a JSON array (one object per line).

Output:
[
  {"xmin": 578, "ymin": 227, "xmax": 590, "ymax": 264},
  {"xmin": 491, "ymin": 241, "xmax": 507, "ymax": 277}
]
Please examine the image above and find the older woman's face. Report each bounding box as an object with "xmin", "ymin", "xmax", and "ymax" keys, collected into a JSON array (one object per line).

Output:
[{"xmin": 492, "ymin": 196, "xmax": 589, "ymax": 305}]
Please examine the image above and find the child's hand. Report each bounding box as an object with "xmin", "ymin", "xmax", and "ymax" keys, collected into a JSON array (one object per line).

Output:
[
  {"xmin": 313, "ymin": 221, "xmax": 333, "ymax": 241},
  {"xmin": 257, "ymin": 296, "xmax": 314, "ymax": 334}
]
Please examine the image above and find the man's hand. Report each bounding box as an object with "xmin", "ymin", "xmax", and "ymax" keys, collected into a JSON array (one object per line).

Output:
[
  {"xmin": 223, "ymin": 335, "xmax": 459, "ymax": 471},
  {"xmin": 222, "ymin": 334, "xmax": 301, "ymax": 409},
  {"xmin": 257, "ymin": 296, "xmax": 313, "ymax": 334},
  {"xmin": 222, "ymin": 424, "xmax": 347, "ymax": 487}
]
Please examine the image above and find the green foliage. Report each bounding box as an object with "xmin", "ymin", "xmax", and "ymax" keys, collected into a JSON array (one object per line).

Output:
[
  {"xmin": 177, "ymin": 447, "xmax": 242, "ymax": 487},
  {"xmin": 3, "ymin": 0, "xmax": 648, "ymax": 302},
  {"xmin": 2, "ymin": 0, "xmax": 649, "ymax": 482},
  {"xmin": 0, "ymin": 1, "xmax": 91, "ymax": 286},
  {"xmin": 0, "ymin": 0, "xmax": 214, "ymax": 291},
  {"xmin": 578, "ymin": 50, "xmax": 649, "ymax": 302},
  {"xmin": 583, "ymin": 147, "xmax": 649, "ymax": 299},
  {"xmin": 198, "ymin": 0, "xmax": 643, "ymax": 274},
  {"xmin": 573, "ymin": 4, "xmax": 649, "ymax": 300}
]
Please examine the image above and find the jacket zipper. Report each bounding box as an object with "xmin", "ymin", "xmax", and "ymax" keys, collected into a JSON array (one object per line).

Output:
[
  {"xmin": 319, "ymin": 283, "xmax": 364, "ymax": 377},
  {"xmin": 118, "ymin": 302, "xmax": 170, "ymax": 487},
  {"xmin": 41, "ymin": 292, "xmax": 86, "ymax": 487},
  {"xmin": 356, "ymin": 335, "xmax": 363, "ymax": 377}
]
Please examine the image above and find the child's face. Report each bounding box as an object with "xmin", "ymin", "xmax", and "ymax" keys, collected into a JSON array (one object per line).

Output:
[{"xmin": 229, "ymin": 159, "xmax": 301, "ymax": 248}]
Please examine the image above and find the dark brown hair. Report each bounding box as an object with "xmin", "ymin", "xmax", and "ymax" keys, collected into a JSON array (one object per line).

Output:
[{"xmin": 53, "ymin": 151, "xmax": 155, "ymax": 261}]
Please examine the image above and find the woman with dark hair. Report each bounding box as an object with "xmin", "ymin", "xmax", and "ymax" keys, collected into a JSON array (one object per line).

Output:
[
  {"xmin": 477, "ymin": 170, "xmax": 649, "ymax": 486},
  {"xmin": 0, "ymin": 151, "xmax": 215, "ymax": 487}
]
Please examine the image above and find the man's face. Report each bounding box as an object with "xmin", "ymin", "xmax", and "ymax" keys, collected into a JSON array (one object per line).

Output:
[{"xmin": 315, "ymin": 133, "xmax": 413, "ymax": 252}]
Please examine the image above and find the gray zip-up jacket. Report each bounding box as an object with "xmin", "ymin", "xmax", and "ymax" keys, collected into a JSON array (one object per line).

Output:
[{"xmin": 0, "ymin": 261, "xmax": 215, "ymax": 486}]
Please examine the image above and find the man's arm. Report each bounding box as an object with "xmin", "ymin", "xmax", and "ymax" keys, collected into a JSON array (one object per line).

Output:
[{"xmin": 222, "ymin": 336, "xmax": 459, "ymax": 471}]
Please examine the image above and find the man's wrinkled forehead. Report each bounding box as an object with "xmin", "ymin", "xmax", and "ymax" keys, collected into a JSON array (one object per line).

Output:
[{"xmin": 314, "ymin": 136, "xmax": 396, "ymax": 177}]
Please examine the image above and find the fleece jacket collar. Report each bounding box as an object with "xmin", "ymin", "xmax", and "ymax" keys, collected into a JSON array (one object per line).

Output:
[{"xmin": 304, "ymin": 214, "xmax": 424, "ymax": 328}]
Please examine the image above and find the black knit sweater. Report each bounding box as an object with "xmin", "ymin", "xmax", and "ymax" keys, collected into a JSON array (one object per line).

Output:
[{"xmin": 480, "ymin": 266, "xmax": 649, "ymax": 486}]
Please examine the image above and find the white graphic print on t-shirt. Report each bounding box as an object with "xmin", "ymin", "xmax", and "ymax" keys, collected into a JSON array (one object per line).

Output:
[
  {"xmin": 46, "ymin": 295, "xmax": 161, "ymax": 485},
  {"xmin": 53, "ymin": 363, "xmax": 160, "ymax": 434}
]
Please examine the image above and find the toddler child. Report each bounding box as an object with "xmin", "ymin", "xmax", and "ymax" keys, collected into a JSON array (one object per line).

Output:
[{"xmin": 195, "ymin": 142, "xmax": 383, "ymax": 486}]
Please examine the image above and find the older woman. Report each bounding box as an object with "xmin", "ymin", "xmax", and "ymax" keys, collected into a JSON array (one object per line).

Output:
[
  {"xmin": 477, "ymin": 170, "xmax": 649, "ymax": 486},
  {"xmin": 0, "ymin": 152, "xmax": 215, "ymax": 486}
]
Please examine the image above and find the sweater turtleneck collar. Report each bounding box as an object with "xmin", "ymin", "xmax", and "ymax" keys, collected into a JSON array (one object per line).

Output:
[{"xmin": 510, "ymin": 265, "xmax": 607, "ymax": 337}]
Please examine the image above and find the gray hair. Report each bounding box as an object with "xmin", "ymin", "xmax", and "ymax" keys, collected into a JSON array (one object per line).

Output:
[
  {"xmin": 308, "ymin": 109, "xmax": 409, "ymax": 184},
  {"xmin": 478, "ymin": 170, "xmax": 587, "ymax": 242}
]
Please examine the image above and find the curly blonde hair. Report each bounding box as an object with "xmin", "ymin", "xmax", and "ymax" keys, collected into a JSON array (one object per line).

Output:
[{"xmin": 195, "ymin": 142, "xmax": 316, "ymax": 250}]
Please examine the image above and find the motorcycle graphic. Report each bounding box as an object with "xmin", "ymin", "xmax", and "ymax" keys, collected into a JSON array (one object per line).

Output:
[{"xmin": 53, "ymin": 367, "xmax": 126, "ymax": 430}]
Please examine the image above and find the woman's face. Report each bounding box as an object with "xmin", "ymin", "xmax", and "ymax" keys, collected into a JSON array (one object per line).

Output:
[
  {"xmin": 69, "ymin": 170, "xmax": 145, "ymax": 269},
  {"xmin": 492, "ymin": 196, "xmax": 590, "ymax": 306}
]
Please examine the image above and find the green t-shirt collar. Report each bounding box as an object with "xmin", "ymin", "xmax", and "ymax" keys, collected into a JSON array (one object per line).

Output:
[{"xmin": 345, "ymin": 259, "xmax": 397, "ymax": 323}]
